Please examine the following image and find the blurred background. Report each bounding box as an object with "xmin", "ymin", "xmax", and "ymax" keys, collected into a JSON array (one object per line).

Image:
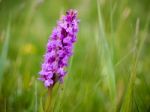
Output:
[{"xmin": 0, "ymin": 0, "xmax": 150, "ymax": 112}]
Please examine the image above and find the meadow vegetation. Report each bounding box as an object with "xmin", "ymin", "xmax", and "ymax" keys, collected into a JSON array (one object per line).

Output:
[{"xmin": 0, "ymin": 0, "xmax": 150, "ymax": 111}]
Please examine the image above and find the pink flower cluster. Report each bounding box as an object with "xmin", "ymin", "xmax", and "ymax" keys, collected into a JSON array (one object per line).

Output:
[{"xmin": 39, "ymin": 9, "xmax": 79, "ymax": 87}]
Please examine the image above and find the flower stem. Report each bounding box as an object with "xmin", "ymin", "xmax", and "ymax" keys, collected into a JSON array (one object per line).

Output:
[{"xmin": 45, "ymin": 87, "xmax": 52, "ymax": 112}]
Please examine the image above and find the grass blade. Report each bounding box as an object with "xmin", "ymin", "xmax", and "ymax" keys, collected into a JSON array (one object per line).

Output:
[
  {"xmin": 97, "ymin": 0, "xmax": 116, "ymax": 110},
  {"xmin": 0, "ymin": 16, "xmax": 11, "ymax": 81},
  {"xmin": 120, "ymin": 16, "xmax": 150, "ymax": 111}
]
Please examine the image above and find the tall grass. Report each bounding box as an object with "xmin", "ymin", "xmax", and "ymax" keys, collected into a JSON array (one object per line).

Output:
[
  {"xmin": 97, "ymin": 0, "xmax": 116, "ymax": 110},
  {"xmin": 121, "ymin": 17, "xmax": 150, "ymax": 112},
  {"xmin": 121, "ymin": 18, "xmax": 140, "ymax": 112},
  {"xmin": 0, "ymin": 17, "xmax": 11, "ymax": 81}
]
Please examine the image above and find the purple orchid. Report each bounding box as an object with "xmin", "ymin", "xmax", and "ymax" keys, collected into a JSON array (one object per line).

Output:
[{"xmin": 39, "ymin": 9, "xmax": 79, "ymax": 88}]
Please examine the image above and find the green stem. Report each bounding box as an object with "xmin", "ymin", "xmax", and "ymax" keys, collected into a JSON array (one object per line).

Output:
[{"xmin": 45, "ymin": 87, "xmax": 52, "ymax": 112}]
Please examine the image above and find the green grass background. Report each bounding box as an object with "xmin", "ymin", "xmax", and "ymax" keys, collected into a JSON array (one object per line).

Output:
[{"xmin": 0, "ymin": 0, "xmax": 150, "ymax": 111}]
